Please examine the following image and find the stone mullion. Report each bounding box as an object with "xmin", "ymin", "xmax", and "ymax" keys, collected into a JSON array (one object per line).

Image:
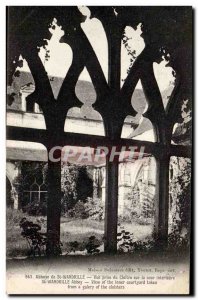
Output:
[
  {"xmin": 104, "ymin": 159, "xmax": 119, "ymax": 253},
  {"xmin": 154, "ymin": 153, "xmax": 170, "ymax": 249},
  {"xmin": 140, "ymin": 61, "xmax": 171, "ymax": 249},
  {"xmin": 103, "ymin": 25, "xmax": 123, "ymax": 254},
  {"xmin": 46, "ymin": 149, "xmax": 62, "ymax": 256}
]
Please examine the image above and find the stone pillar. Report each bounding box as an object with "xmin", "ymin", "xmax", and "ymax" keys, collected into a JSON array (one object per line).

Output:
[
  {"xmin": 46, "ymin": 155, "xmax": 62, "ymax": 256},
  {"xmin": 154, "ymin": 154, "xmax": 170, "ymax": 249},
  {"xmin": 118, "ymin": 186, "xmax": 124, "ymax": 216},
  {"xmin": 118, "ymin": 163, "xmax": 125, "ymax": 215},
  {"xmin": 137, "ymin": 179, "xmax": 144, "ymax": 213},
  {"xmin": 6, "ymin": 161, "xmax": 22, "ymax": 210},
  {"xmin": 101, "ymin": 167, "xmax": 106, "ymax": 204},
  {"xmin": 104, "ymin": 160, "xmax": 119, "ymax": 253},
  {"xmin": 11, "ymin": 187, "xmax": 19, "ymax": 210},
  {"xmin": 93, "ymin": 168, "xmax": 99, "ymax": 198},
  {"xmin": 20, "ymin": 84, "xmax": 35, "ymax": 112}
]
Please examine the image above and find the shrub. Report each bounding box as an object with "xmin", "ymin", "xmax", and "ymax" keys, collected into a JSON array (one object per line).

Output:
[
  {"xmin": 19, "ymin": 217, "xmax": 47, "ymax": 256},
  {"xmin": 67, "ymin": 200, "xmax": 88, "ymax": 219},
  {"xmin": 67, "ymin": 197, "xmax": 104, "ymax": 220},
  {"xmin": 85, "ymin": 236, "xmax": 100, "ymax": 254},
  {"xmin": 168, "ymin": 228, "xmax": 189, "ymax": 251},
  {"xmin": 84, "ymin": 197, "xmax": 104, "ymax": 220},
  {"xmin": 19, "ymin": 218, "xmax": 62, "ymax": 256},
  {"xmin": 117, "ymin": 226, "xmax": 134, "ymax": 253},
  {"xmin": 67, "ymin": 236, "xmax": 101, "ymax": 255},
  {"xmin": 23, "ymin": 200, "xmax": 47, "ymax": 216},
  {"xmin": 69, "ymin": 241, "xmax": 79, "ymax": 253},
  {"xmin": 117, "ymin": 224, "xmax": 154, "ymax": 253}
]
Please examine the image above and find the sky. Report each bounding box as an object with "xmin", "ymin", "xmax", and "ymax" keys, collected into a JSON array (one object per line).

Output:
[{"xmin": 19, "ymin": 6, "xmax": 174, "ymax": 92}]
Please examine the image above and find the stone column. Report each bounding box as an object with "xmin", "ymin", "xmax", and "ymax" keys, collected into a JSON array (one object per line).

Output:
[
  {"xmin": 104, "ymin": 160, "xmax": 119, "ymax": 253},
  {"xmin": 118, "ymin": 163, "xmax": 126, "ymax": 216},
  {"xmin": 154, "ymin": 154, "xmax": 170, "ymax": 249},
  {"xmin": 101, "ymin": 167, "xmax": 106, "ymax": 204},
  {"xmin": 11, "ymin": 187, "xmax": 19, "ymax": 210},
  {"xmin": 46, "ymin": 153, "xmax": 62, "ymax": 256},
  {"xmin": 93, "ymin": 168, "xmax": 99, "ymax": 198}
]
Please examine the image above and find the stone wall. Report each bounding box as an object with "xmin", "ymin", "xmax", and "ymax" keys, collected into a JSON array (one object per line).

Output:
[{"xmin": 6, "ymin": 161, "xmax": 21, "ymax": 209}]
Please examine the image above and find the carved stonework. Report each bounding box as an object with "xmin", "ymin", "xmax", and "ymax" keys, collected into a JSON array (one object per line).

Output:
[{"xmin": 7, "ymin": 7, "xmax": 192, "ymax": 253}]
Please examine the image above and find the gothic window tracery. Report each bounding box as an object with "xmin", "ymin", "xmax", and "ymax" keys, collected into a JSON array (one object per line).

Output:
[{"xmin": 23, "ymin": 175, "xmax": 47, "ymax": 207}]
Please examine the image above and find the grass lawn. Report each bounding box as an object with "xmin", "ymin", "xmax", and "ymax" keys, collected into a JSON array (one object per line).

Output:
[
  {"xmin": 7, "ymin": 208, "xmax": 47, "ymax": 258},
  {"xmin": 6, "ymin": 208, "xmax": 153, "ymax": 258},
  {"xmin": 6, "ymin": 208, "xmax": 105, "ymax": 258}
]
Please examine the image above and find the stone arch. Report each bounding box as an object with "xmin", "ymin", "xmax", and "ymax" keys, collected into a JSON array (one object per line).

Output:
[{"xmin": 131, "ymin": 157, "xmax": 156, "ymax": 219}]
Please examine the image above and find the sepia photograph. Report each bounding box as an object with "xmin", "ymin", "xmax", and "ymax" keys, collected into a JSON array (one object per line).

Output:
[{"xmin": 6, "ymin": 5, "xmax": 192, "ymax": 295}]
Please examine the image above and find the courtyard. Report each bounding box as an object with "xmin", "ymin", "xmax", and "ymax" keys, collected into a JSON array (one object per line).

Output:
[{"xmin": 7, "ymin": 207, "xmax": 153, "ymax": 258}]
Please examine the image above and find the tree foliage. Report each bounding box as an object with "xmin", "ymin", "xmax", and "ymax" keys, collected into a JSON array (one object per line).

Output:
[{"xmin": 169, "ymin": 157, "xmax": 191, "ymax": 249}]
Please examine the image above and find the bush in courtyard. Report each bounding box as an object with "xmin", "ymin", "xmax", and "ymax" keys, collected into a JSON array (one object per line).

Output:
[
  {"xmin": 68, "ymin": 236, "xmax": 101, "ymax": 255},
  {"xmin": 23, "ymin": 200, "xmax": 47, "ymax": 216},
  {"xmin": 19, "ymin": 217, "xmax": 47, "ymax": 256},
  {"xmin": 69, "ymin": 241, "xmax": 79, "ymax": 253},
  {"xmin": 19, "ymin": 217, "xmax": 63, "ymax": 256},
  {"xmin": 117, "ymin": 224, "xmax": 154, "ymax": 253},
  {"xmin": 67, "ymin": 200, "xmax": 88, "ymax": 219},
  {"xmin": 168, "ymin": 229, "xmax": 189, "ymax": 251},
  {"xmin": 85, "ymin": 236, "xmax": 100, "ymax": 254},
  {"xmin": 117, "ymin": 225, "xmax": 134, "ymax": 253},
  {"xmin": 67, "ymin": 197, "xmax": 104, "ymax": 220},
  {"xmin": 84, "ymin": 197, "xmax": 104, "ymax": 220}
]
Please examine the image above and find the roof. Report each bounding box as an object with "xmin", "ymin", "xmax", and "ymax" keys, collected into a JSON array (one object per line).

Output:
[
  {"xmin": 128, "ymin": 118, "xmax": 152, "ymax": 139},
  {"xmin": 9, "ymin": 71, "xmax": 174, "ymax": 134},
  {"xmin": 127, "ymin": 86, "xmax": 174, "ymax": 139}
]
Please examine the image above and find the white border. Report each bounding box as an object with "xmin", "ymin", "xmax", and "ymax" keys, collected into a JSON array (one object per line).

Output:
[{"xmin": 1, "ymin": 0, "xmax": 197, "ymax": 5}]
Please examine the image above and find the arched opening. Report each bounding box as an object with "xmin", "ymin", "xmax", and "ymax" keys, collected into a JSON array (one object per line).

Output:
[
  {"xmin": 78, "ymin": 6, "xmax": 108, "ymax": 81},
  {"xmin": 64, "ymin": 68, "xmax": 105, "ymax": 136},
  {"xmin": 121, "ymin": 80, "xmax": 155, "ymax": 141},
  {"xmin": 121, "ymin": 24, "xmax": 145, "ymax": 87},
  {"xmin": 60, "ymin": 146, "xmax": 105, "ymax": 255},
  {"xmin": 117, "ymin": 154, "xmax": 157, "ymax": 252},
  {"xmin": 153, "ymin": 59, "xmax": 175, "ymax": 109},
  {"xmin": 171, "ymin": 99, "xmax": 192, "ymax": 146}
]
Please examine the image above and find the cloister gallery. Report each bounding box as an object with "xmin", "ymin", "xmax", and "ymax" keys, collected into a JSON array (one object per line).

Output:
[{"xmin": 7, "ymin": 7, "xmax": 192, "ymax": 255}]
